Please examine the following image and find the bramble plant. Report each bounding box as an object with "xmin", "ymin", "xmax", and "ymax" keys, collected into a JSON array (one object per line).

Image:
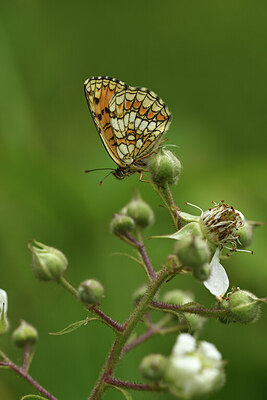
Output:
[{"xmin": 0, "ymin": 136, "xmax": 266, "ymax": 398}]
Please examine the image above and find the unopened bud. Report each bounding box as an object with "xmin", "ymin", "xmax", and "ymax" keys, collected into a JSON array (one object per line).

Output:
[
  {"xmin": 148, "ymin": 149, "xmax": 182, "ymax": 187},
  {"xmin": 122, "ymin": 196, "xmax": 154, "ymax": 229},
  {"xmin": 12, "ymin": 320, "xmax": 38, "ymax": 348},
  {"xmin": 163, "ymin": 290, "xmax": 194, "ymax": 305},
  {"xmin": 228, "ymin": 289, "xmax": 261, "ymax": 324},
  {"xmin": 110, "ymin": 214, "xmax": 135, "ymax": 235},
  {"xmin": 175, "ymin": 236, "xmax": 210, "ymax": 270},
  {"xmin": 78, "ymin": 279, "xmax": 104, "ymax": 305},
  {"xmin": 28, "ymin": 240, "xmax": 68, "ymax": 282},
  {"xmin": 237, "ymin": 221, "xmax": 253, "ymax": 248},
  {"xmin": 139, "ymin": 354, "xmax": 167, "ymax": 382},
  {"xmin": 132, "ymin": 284, "xmax": 148, "ymax": 303},
  {"xmin": 193, "ymin": 262, "xmax": 211, "ymax": 281}
]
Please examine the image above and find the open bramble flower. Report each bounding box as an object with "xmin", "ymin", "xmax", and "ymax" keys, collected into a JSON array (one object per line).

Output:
[
  {"xmin": 164, "ymin": 333, "xmax": 225, "ymax": 399},
  {"xmin": 199, "ymin": 201, "xmax": 244, "ymax": 247},
  {"xmin": 154, "ymin": 201, "xmax": 252, "ymax": 297}
]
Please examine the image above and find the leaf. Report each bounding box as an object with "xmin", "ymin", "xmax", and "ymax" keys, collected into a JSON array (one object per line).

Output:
[
  {"xmin": 49, "ymin": 317, "xmax": 98, "ymax": 335},
  {"xmin": 110, "ymin": 385, "xmax": 132, "ymax": 400},
  {"xmin": 21, "ymin": 395, "xmax": 48, "ymax": 400}
]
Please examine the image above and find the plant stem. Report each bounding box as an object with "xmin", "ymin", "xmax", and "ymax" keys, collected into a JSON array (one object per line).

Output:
[
  {"xmin": 150, "ymin": 300, "xmax": 227, "ymax": 318},
  {"xmin": 123, "ymin": 232, "xmax": 157, "ymax": 280},
  {"xmin": 106, "ymin": 376, "xmax": 167, "ymax": 392},
  {"xmin": 88, "ymin": 267, "xmax": 170, "ymax": 400},
  {"xmin": 59, "ymin": 277, "xmax": 123, "ymax": 333},
  {"xmin": 0, "ymin": 360, "xmax": 58, "ymax": 400}
]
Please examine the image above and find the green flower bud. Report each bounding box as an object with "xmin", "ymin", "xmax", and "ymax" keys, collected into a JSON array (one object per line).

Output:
[
  {"xmin": 193, "ymin": 262, "xmax": 211, "ymax": 281},
  {"xmin": 139, "ymin": 354, "xmax": 167, "ymax": 382},
  {"xmin": 0, "ymin": 289, "xmax": 9, "ymax": 335},
  {"xmin": 236, "ymin": 221, "xmax": 253, "ymax": 248},
  {"xmin": 163, "ymin": 290, "xmax": 194, "ymax": 305},
  {"xmin": 122, "ymin": 196, "xmax": 154, "ymax": 229},
  {"xmin": 12, "ymin": 320, "xmax": 38, "ymax": 348},
  {"xmin": 228, "ymin": 289, "xmax": 261, "ymax": 324},
  {"xmin": 184, "ymin": 313, "xmax": 206, "ymax": 333},
  {"xmin": 28, "ymin": 240, "xmax": 68, "ymax": 282},
  {"xmin": 148, "ymin": 149, "xmax": 182, "ymax": 187},
  {"xmin": 110, "ymin": 214, "xmax": 135, "ymax": 235},
  {"xmin": 175, "ymin": 236, "xmax": 210, "ymax": 270},
  {"xmin": 217, "ymin": 299, "xmax": 234, "ymax": 324},
  {"xmin": 132, "ymin": 284, "xmax": 148, "ymax": 303},
  {"xmin": 78, "ymin": 279, "xmax": 104, "ymax": 305}
]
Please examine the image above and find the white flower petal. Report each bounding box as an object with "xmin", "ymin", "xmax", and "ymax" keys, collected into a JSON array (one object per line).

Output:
[
  {"xmin": 198, "ymin": 341, "xmax": 222, "ymax": 362},
  {"xmin": 0, "ymin": 289, "xmax": 8, "ymax": 315},
  {"xmin": 172, "ymin": 333, "xmax": 196, "ymax": 357},
  {"xmin": 171, "ymin": 356, "xmax": 202, "ymax": 376},
  {"xmin": 204, "ymin": 248, "xmax": 229, "ymax": 296}
]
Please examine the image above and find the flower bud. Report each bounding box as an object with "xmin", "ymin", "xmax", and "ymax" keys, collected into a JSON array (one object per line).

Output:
[
  {"xmin": 236, "ymin": 221, "xmax": 253, "ymax": 248},
  {"xmin": 12, "ymin": 320, "xmax": 38, "ymax": 348},
  {"xmin": 0, "ymin": 289, "xmax": 9, "ymax": 335},
  {"xmin": 175, "ymin": 236, "xmax": 210, "ymax": 270},
  {"xmin": 228, "ymin": 289, "xmax": 261, "ymax": 324},
  {"xmin": 193, "ymin": 262, "xmax": 211, "ymax": 281},
  {"xmin": 163, "ymin": 290, "xmax": 194, "ymax": 306},
  {"xmin": 200, "ymin": 202, "xmax": 244, "ymax": 246},
  {"xmin": 132, "ymin": 284, "xmax": 148, "ymax": 303},
  {"xmin": 139, "ymin": 354, "xmax": 167, "ymax": 382},
  {"xmin": 78, "ymin": 279, "xmax": 104, "ymax": 305},
  {"xmin": 122, "ymin": 196, "xmax": 154, "ymax": 229},
  {"xmin": 28, "ymin": 240, "xmax": 68, "ymax": 282},
  {"xmin": 217, "ymin": 299, "xmax": 234, "ymax": 324},
  {"xmin": 110, "ymin": 214, "xmax": 135, "ymax": 235},
  {"xmin": 148, "ymin": 149, "xmax": 182, "ymax": 187},
  {"xmin": 184, "ymin": 313, "xmax": 206, "ymax": 334}
]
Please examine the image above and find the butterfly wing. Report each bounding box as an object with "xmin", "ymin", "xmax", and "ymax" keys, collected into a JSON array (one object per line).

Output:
[
  {"xmin": 108, "ymin": 86, "xmax": 171, "ymax": 166},
  {"xmin": 84, "ymin": 76, "xmax": 126, "ymax": 167},
  {"xmin": 84, "ymin": 76, "xmax": 171, "ymax": 170}
]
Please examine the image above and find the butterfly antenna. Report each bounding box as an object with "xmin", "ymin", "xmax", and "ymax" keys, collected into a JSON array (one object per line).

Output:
[
  {"xmin": 84, "ymin": 168, "xmax": 116, "ymax": 173},
  {"xmin": 84, "ymin": 168, "xmax": 116, "ymax": 186},
  {"xmin": 99, "ymin": 171, "xmax": 114, "ymax": 186}
]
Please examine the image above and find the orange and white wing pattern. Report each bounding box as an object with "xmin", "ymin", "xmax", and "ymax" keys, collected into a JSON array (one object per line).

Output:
[{"xmin": 84, "ymin": 76, "xmax": 171, "ymax": 175}]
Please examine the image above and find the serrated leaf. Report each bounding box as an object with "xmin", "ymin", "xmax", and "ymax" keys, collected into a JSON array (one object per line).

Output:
[
  {"xmin": 49, "ymin": 317, "xmax": 98, "ymax": 335},
  {"xmin": 21, "ymin": 395, "xmax": 48, "ymax": 400},
  {"xmin": 111, "ymin": 386, "xmax": 132, "ymax": 400}
]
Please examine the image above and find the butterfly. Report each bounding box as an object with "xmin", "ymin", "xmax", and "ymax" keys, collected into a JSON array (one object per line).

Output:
[{"xmin": 84, "ymin": 76, "xmax": 171, "ymax": 180}]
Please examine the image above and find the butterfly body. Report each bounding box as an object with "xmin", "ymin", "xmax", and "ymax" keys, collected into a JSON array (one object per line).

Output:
[{"xmin": 84, "ymin": 76, "xmax": 171, "ymax": 179}]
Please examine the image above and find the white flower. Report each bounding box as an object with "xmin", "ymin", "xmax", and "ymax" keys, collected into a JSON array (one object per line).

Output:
[
  {"xmin": 165, "ymin": 333, "xmax": 225, "ymax": 399},
  {"xmin": 0, "ymin": 289, "xmax": 9, "ymax": 334},
  {"xmin": 204, "ymin": 247, "xmax": 229, "ymax": 297}
]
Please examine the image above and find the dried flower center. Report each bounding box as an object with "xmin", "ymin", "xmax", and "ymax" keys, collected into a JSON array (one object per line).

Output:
[{"xmin": 200, "ymin": 202, "xmax": 244, "ymax": 246}]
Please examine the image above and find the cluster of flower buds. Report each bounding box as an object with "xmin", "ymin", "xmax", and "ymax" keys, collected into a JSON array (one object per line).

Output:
[
  {"xmin": 139, "ymin": 333, "xmax": 225, "ymax": 399},
  {"xmin": 110, "ymin": 193, "xmax": 154, "ymax": 235}
]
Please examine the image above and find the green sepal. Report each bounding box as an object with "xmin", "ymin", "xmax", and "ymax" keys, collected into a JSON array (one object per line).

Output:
[
  {"xmin": 179, "ymin": 212, "xmax": 200, "ymax": 222},
  {"xmin": 110, "ymin": 385, "xmax": 132, "ymax": 400},
  {"xmin": 21, "ymin": 395, "xmax": 49, "ymax": 400},
  {"xmin": 152, "ymin": 222, "xmax": 203, "ymax": 241},
  {"xmin": 49, "ymin": 317, "xmax": 98, "ymax": 336}
]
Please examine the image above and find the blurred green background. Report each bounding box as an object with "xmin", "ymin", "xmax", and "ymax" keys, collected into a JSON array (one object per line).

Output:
[{"xmin": 0, "ymin": 0, "xmax": 266, "ymax": 399}]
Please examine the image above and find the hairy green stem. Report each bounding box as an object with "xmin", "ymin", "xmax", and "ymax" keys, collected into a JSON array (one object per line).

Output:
[{"xmin": 88, "ymin": 267, "xmax": 170, "ymax": 400}]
